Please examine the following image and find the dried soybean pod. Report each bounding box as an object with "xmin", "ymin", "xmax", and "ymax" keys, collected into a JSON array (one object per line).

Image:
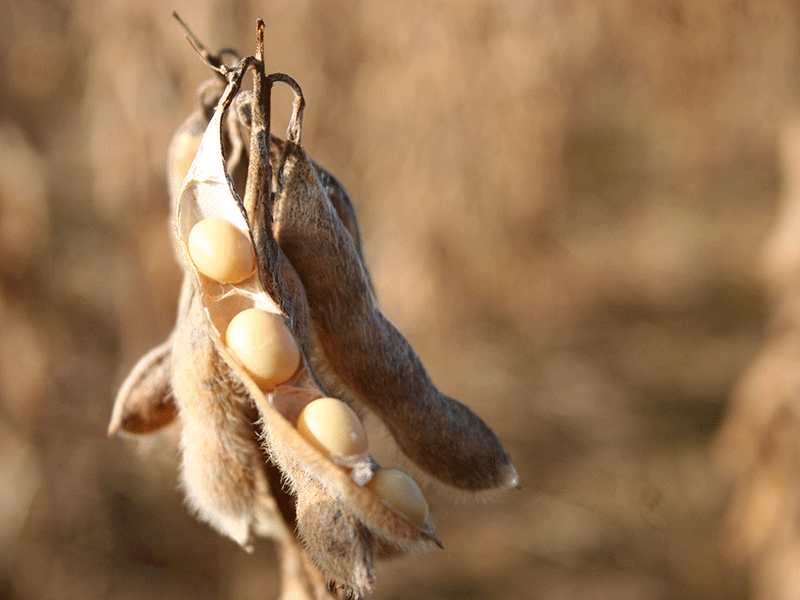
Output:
[
  {"xmin": 117, "ymin": 20, "xmax": 447, "ymax": 596},
  {"xmin": 272, "ymin": 84, "xmax": 517, "ymax": 493},
  {"xmin": 172, "ymin": 34, "xmax": 438, "ymax": 558},
  {"xmin": 171, "ymin": 285, "xmax": 259, "ymax": 548},
  {"xmin": 108, "ymin": 336, "xmax": 176, "ymax": 436},
  {"xmin": 168, "ymin": 59, "xmax": 279, "ymax": 550},
  {"xmin": 255, "ymin": 385, "xmax": 438, "ymax": 596}
]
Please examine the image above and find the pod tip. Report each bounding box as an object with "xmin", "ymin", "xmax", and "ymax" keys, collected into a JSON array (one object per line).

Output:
[{"xmin": 500, "ymin": 462, "xmax": 521, "ymax": 490}]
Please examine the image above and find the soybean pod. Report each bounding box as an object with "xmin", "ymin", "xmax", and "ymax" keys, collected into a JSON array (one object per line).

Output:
[{"xmin": 272, "ymin": 83, "xmax": 518, "ymax": 493}]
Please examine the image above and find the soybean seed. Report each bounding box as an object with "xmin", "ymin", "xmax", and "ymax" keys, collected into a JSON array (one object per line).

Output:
[
  {"xmin": 225, "ymin": 308, "xmax": 300, "ymax": 388},
  {"xmin": 188, "ymin": 218, "xmax": 255, "ymax": 283},
  {"xmin": 366, "ymin": 468, "xmax": 428, "ymax": 527},
  {"xmin": 297, "ymin": 397, "xmax": 368, "ymax": 458}
]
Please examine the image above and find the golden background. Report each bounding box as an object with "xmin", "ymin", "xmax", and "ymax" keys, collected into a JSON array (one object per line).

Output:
[{"xmin": 1, "ymin": 1, "xmax": 797, "ymax": 598}]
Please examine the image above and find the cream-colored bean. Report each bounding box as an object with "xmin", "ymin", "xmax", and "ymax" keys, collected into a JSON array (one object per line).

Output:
[
  {"xmin": 297, "ymin": 397, "xmax": 368, "ymax": 458},
  {"xmin": 225, "ymin": 308, "xmax": 300, "ymax": 388},
  {"xmin": 366, "ymin": 468, "xmax": 428, "ymax": 527},
  {"xmin": 188, "ymin": 218, "xmax": 255, "ymax": 283}
]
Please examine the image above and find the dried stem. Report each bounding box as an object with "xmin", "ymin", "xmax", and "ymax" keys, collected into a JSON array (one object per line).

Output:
[
  {"xmin": 240, "ymin": 23, "xmax": 284, "ymax": 306},
  {"xmin": 268, "ymin": 73, "xmax": 305, "ymax": 143},
  {"xmin": 243, "ymin": 20, "xmax": 271, "ymax": 221},
  {"xmin": 172, "ymin": 11, "xmax": 239, "ymax": 72}
]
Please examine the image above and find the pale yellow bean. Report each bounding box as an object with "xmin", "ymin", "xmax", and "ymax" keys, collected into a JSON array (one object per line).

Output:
[
  {"xmin": 366, "ymin": 468, "xmax": 428, "ymax": 526},
  {"xmin": 297, "ymin": 397, "xmax": 368, "ymax": 458},
  {"xmin": 225, "ymin": 308, "xmax": 300, "ymax": 388},
  {"xmin": 188, "ymin": 218, "xmax": 255, "ymax": 283}
]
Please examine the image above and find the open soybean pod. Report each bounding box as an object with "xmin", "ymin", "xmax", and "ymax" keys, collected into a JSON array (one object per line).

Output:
[
  {"xmin": 169, "ymin": 66, "xmax": 291, "ymax": 549},
  {"xmin": 272, "ymin": 81, "xmax": 519, "ymax": 495},
  {"xmin": 171, "ymin": 49, "xmax": 439, "ymax": 596},
  {"xmin": 110, "ymin": 85, "xmax": 369, "ymax": 440}
]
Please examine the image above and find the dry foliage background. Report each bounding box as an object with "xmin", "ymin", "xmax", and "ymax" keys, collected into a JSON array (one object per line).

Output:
[{"xmin": 2, "ymin": 1, "xmax": 799, "ymax": 598}]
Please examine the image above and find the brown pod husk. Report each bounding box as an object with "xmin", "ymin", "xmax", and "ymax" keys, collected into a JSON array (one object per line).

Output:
[
  {"xmin": 295, "ymin": 477, "xmax": 376, "ymax": 598},
  {"xmin": 108, "ymin": 336, "xmax": 176, "ymax": 436},
  {"xmin": 252, "ymin": 386, "xmax": 439, "ymax": 550},
  {"xmin": 271, "ymin": 86, "xmax": 518, "ymax": 493},
  {"xmin": 171, "ymin": 283, "xmax": 259, "ymax": 548},
  {"xmin": 169, "ymin": 62, "xmax": 300, "ymax": 549}
]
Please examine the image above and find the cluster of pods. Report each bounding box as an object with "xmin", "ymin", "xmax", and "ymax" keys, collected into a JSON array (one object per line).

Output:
[{"xmin": 110, "ymin": 18, "xmax": 515, "ymax": 598}]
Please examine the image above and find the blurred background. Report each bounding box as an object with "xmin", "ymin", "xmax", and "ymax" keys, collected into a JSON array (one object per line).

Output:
[{"xmin": 2, "ymin": 0, "xmax": 800, "ymax": 598}]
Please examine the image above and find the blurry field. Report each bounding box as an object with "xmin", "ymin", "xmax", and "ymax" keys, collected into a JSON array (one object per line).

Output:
[{"xmin": 1, "ymin": 1, "xmax": 798, "ymax": 598}]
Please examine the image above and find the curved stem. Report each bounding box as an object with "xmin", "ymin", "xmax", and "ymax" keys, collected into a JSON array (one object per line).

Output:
[{"xmin": 268, "ymin": 73, "xmax": 305, "ymax": 144}]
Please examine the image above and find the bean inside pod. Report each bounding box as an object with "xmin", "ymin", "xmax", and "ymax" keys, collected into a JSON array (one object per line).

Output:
[
  {"xmin": 296, "ymin": 397, "xmax": 368, "ymax": 459},
  {"xmin": 225, "ymin": 307, "xmax": 301, "ymax": 389},
  {"xmin": 188, "ymin": 217, "xmax": 256, "ymax": 284},
  {"xmin": 366, "ymin": 468, "xmax": 429, "ymax": 527}
]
